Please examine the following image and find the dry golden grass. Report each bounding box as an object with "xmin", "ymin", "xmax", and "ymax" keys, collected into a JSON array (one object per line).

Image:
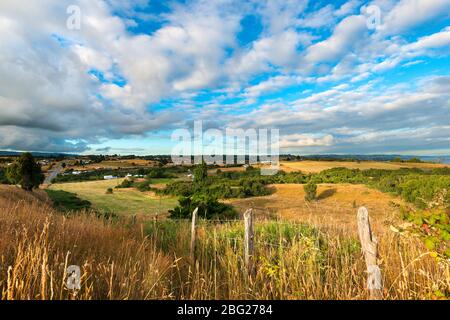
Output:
[
  {"xmin": 226, "ymin": 184, "xmax": 404, "ymax": 235},
  {"xmin": 0, "ymin": 186, "xmax": 174, "ymax": 300},
  {"xmin": 147, "ymin": 219, "xmax": 449, "ymax": 300},
  {"xmin": 276, "ymin": 160, "xmax": 449, "ymax": 173},
  {"xmin": 0, "ymin": 185, "xmax": 448, "ymax": 300}
]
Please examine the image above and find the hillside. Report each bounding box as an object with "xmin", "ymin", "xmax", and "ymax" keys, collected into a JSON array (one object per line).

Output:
[
  {"xmin": 278, "ymin": 160, "xmax": 450, "ymax": 173},
  {"xmin": 227, "ymin": 183, "xmax": 404, "ymax": 233},
  {"xmin": 0, "ymin": 185, "xmax": 173, "ymax": 300},
  {"xmin": 1, "ymin": 185, "xmax": 448, "ymax": 300}
]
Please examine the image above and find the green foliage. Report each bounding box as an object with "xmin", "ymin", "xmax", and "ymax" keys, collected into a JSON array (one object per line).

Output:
[
  {"xmin": 159, "ymin": 166, "xmax": 275, "ymax": 199},
  {"xmin": 169, "ymin": 194, "xmax": 238, "ymax": 220},
  {"xmin": 135, "ymin": 180, "xmax": 151, "ymax": 192},
  {"xmin": 6, "ymin": 152, "xmax": 44, "ymax": 191},
  {"xmin": 159, "ymin": 181, "xmax": 193, "ymax": 196},
  {"xmin": 0, "ymin": 168, "xmax": 10, "ymax": 184},
  {"xmin": 313, "ymin": 167, "xmax": 366, "ymax": 184},
  {"xmin": 403, "ymin": 208, "xmax": 450, "ymax": 258},
  {"xmin": 240, "ymin": 178, "xmax": 272, "ymax": 197},
  {"xmin": 193, "ymin": 160, "xmax": 208, "ymax": 185},
  {"xmin": 397, "ymin": 176, "xmax": 449, "ymax": 209},
  {"xmin": 115, "ymin": 178, "xmax": 134, "ymax": 189},
  {"xmin": 146, "ymin": 167, "xmax": 174, "ymax": 179},
  {"xmin": 304, "ymin": 182, "xmax": 317, "ymax": 202},
  {"xmin": 106, "ymin": 187, "xmax": 113, "ymax": 194}
]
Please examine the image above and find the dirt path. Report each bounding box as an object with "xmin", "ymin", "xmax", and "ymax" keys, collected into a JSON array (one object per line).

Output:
[{"xmin": 44, "ymin": 163, "xmax": 63, "ymax": 185}]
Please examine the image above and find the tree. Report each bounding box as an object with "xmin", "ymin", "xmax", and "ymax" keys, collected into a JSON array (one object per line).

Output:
[
  {"xmin": 6, "ymin": 152, "xmax": 44, "ymax": 191},
  {"xmin": 304, "ymin": 181, "xmax": 317, "ymax": 202},
  {"xmin": 193, "ymin": 158, "xmax": 208, "ymax": 185}
]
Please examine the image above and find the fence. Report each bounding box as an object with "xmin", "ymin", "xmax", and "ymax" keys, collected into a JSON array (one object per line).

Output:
[{"xmin": 189, "ymin": 205, "xmax": 383, "ymax": 300}]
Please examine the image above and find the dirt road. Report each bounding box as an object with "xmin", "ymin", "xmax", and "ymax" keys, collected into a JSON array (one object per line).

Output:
[{"xmin": 44, "ymin": 164, "xmax": 63, "ymax": 184}]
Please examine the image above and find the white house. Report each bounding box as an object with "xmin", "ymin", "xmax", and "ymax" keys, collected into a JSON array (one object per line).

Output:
[{"xmin": 104, "ymin": 175, "xmax": 117, "ymax": 180}]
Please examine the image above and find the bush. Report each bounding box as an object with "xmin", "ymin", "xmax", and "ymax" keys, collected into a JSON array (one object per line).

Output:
[
  {"xmin": 398, "ymin": 175, "xmax": 450, "ymax": 209},
  {"xmin": 169, "ymin": 194, "xmax": 238, "ymax": 220},
  {"xmin": 116, "ymin": 178, "xmax": 134, "ymax": 189},
  {"xmin": 158, "ymin": 181, "xmax": 194, "ymax": 196},
  {"xmin": 146, "ymin": 168, "xmax": 174, "ymax": 179},
  {"xmin": 0, "ymin": 168, "xmax": 10, "ymax": 184},
  {"xmin": 304, "ymin": 182, "xmax": 317, "ymax": 201},
  {"xmin": 136, "ymin": 180, "xmax": 151, "ymax": 192},
  {"xmin": 106, "ymin": 188, "xmax": 113, "ymax": 194}
]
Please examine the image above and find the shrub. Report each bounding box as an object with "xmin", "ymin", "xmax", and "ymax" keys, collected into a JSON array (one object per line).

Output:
[
  {"xmin": 106, "ymin": 188, "xmax": 113, "ymax": 194},
  {"xmin": 136, "ymin": 180, "xmax": 151, "ymax": 192},
  {"xmin": 169, "ymin": 193, "xmax": 238, "ymax": 220},
  {"xmin": 0, "ymin": 168, "xmax": 10, "ymax": 184},
  {"xmin": 146, "ymin": 168, "xmax": 174, "ymax": 179},
  {"xmin": 304, "ymin": 182, "xmax": 317, "ymax": 202},
  {"xmin": 116, "ymin": 178, "xmax": 134, "ymax": 189}
]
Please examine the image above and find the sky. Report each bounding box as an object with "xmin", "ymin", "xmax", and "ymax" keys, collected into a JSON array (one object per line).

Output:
[{"xmin": 0, "ymin": 0, "xmax": 449, "ymax": 156}]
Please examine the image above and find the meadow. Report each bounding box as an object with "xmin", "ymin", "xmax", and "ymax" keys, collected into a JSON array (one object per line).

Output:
[
  {"xmin": 277, "ymin": 160, "xmax": 449, "ymax": 173},
  {"xmin": 226, "ymin": 183, "xmax": 404, "ymax": 232},
  {"xmin": 1, "ymin": 158, "xmax": 448, "ymax": 300},
  {"xmin": 0, "ymin": 185, "xmax": 448, "ymax": 300},
  {"xmin": 48, "ymin": 178, "xmax": 177, "ymax": 217}
]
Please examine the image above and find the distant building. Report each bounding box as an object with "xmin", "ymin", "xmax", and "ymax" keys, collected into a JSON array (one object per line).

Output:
[
  {"xmin": 72, "ymin": 171, "xmax": 82, "ymax": 175},
  {"xmin": 104, "ymin": 175, "xmax": 117, "ymax": 180}
]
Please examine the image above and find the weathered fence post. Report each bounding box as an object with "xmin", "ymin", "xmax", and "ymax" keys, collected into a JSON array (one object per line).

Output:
[
  {"xmin": 244, "ymin": 208, "xmax": 255, "ymax": 276},
  {"xmin": 357, "ymin": 206, "xmax": 383, "ymax": 300},
  {"xmin": 190, "ymin": 207, "xmax": 199, "ymax": 261}
]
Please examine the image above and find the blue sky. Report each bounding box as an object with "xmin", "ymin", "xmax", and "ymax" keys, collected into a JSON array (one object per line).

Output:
[{"xmin": 0, "ymin": 0, "xmax": 449, "ymax": 155}]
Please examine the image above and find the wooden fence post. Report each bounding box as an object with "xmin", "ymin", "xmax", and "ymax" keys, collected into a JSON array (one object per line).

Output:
[
  {"xmin": 357, "ymin": 207, "xmax": 383, "ymax": 300},
  {"xmin": 190, "ymin": 207, "xmax": 199, "ymax": 261},
  {"xmin": 244, "ymin": 209, "xmax": 255, "ymax": 276}
]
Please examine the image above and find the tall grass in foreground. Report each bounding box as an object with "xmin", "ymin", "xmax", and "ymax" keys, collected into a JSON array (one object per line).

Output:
[
  {"xmin": 0, "ymin": 186, "xmax": 448, "ymax": 300},
  {"xmin": 0, "ymin": 187, "xmax": 174, "ymax": 300},
  {"xmin": 146, "ymin": 220, "xmax": 449, "ymax": 299}
]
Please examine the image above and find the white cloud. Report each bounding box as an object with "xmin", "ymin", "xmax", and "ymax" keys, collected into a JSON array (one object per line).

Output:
[
  {"xmin": 381, "ymin": 0, "xmax": 450, "ymax": 34},
  {"xmin": 243, "ymin": 75, "xmax": 300, "ymax": 99},
  {"xmin": 0, "ymin": 0, "xmax": 449, "ymax": 154},
  {"xmin": 227, "ymin": 29, "xmax": 306, "ymax": 79},
  {"xmin": 304, "ymin": 15, "xmax": 367, "ymax": 63},
  {"xmin": 280, "ymin": 134, "xmax": 334, "ymax": 148}
]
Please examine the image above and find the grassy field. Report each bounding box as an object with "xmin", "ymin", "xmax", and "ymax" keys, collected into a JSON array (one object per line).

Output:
[
  {"xmin": 277, "ymin": 160, "xmax": 449, "ymax": 173},
  {"xmin": 1, "ymin": 185, "xmax": 448, "ymax": 300},
  {"xmin": 226, "ymin": 183, "xmax": 404, "ymax": 234},
  {"xmin": 48, "ymin": 178, "xmax": 177, "ymax": 216}
]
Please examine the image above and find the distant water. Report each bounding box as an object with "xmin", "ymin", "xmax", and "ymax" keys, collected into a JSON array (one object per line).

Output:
[{"xmin": 420, "ymin": 156, "xmax": 450, "ymax": 164}]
